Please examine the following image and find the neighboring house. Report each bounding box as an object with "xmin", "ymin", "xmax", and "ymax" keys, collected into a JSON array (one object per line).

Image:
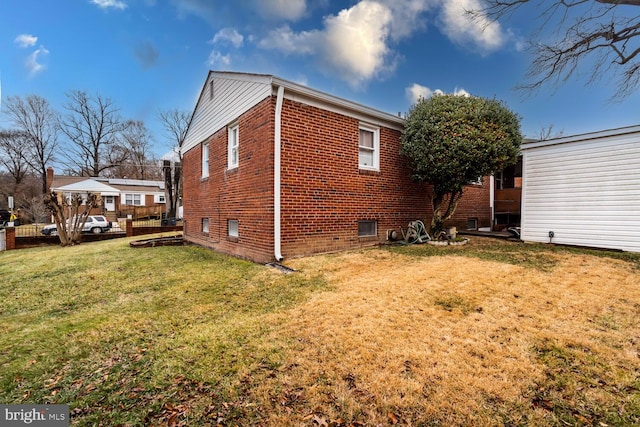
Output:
[
  {"xmin": 181, "ymin": 71, "xmax": 492, "ymax": 263},
  {"xmin": 46, "ymin": 168, "xmax": 168, "ymax": 221},
  {"xmin": 491, "ymin": 155, "xmax": 523, "ymax": 231},
  {"xmin": 521, "ymin": 125, "xmax": 640, "ymax": 252}
]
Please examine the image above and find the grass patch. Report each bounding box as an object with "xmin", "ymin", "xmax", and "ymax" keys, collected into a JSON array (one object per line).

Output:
[
  {"xmin": 0, "ymin": 236, "xmax": 326, "ymax": 425},
  {"xmin": 433, "ymin": 294, "xmax": 475, "ymax": 314},
  {"xmin": 529, "ymin": 338, "xmax": 640, "ymax": 426},
  {"xmin": 1, "ymin": 236, "xmax": 639, "ymax": 425}
]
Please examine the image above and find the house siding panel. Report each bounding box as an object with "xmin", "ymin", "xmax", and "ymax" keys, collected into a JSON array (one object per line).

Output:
[
  {"xmin": 183, "ymin": 73, "xmax": 272, "ymax": 154},
  {"xmin": 521, "ymin": 131, "xmax": 640, "ymax": 252}
]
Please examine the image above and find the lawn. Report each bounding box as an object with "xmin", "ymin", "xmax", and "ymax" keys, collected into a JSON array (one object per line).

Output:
[{"xmin": 1, "ymin": 236, "xmax": 639, "ymax": 426}]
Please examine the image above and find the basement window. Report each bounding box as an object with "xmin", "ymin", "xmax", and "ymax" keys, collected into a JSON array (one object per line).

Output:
[
  {"xmin": 228, "ymin": 219, "xmax": 239, "ymax": 238},
  {"xmin": 467, "ymin": 218, "xmax": 478, "ymax": 230},
  {"xmin": 202, "ymin": 218, "xmax": 209, "ymax": 233},
  {"xmin": 358, "ymin": 220, "xmax": 377, "ymax": 237}
]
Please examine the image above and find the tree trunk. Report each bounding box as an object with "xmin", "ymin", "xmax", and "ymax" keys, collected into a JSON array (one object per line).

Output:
[{"xmin": 430, "ymin": 190, "xmax": 463, "ymax": 239}]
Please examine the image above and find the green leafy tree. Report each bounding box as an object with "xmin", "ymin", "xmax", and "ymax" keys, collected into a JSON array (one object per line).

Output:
[{"xmin": 401, "ymin": 94, "xmax": 522, "ymax": 237}]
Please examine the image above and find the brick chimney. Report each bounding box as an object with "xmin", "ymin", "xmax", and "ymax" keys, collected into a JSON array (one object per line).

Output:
[{"xmin": 46, "ymin": 167, "xmax": 54, "ymax": 192}]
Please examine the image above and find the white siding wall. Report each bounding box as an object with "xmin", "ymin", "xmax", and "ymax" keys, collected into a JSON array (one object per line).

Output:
[
  {"xmin": 521, "ymin": 131, "xmax": 640, "ymax": 252},
  {"xmin": 182, "ymin": 73, "xmax": 272, "ymax": 154}
]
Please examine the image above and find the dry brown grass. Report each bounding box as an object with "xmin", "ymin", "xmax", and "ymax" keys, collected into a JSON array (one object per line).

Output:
[{"xmin": 247, "ymin": 239, "xmax": 640, "ymax": 426}]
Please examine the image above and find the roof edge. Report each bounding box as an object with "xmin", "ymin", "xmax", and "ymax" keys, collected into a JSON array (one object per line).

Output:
[{"xmin": 522, "ymin": 124, "xmax": 640, "ymax": 150}]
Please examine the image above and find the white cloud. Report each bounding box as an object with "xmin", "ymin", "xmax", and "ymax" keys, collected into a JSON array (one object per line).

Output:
[
  {"xmin": 26, "ymin": 46, "xmax": 49, "ymax": 77},
  {"xmin": 258, "ymin": 25, "xmax": 318, "ymax": 55},
  {"xmin": 255, "ymin": 0, "xmax": 307, "ymax": 21},
  {"xmin": 90, "ymin": 0, "xmax": 128, "ymax": 10},
  {"xmin": 14, "ymin": 34, "xmax": 38, "ymax": 48},
  {"xmin": 438, "ymin": 0, "xmax": 505, "ymax": 54},
  {"xmin": 452, "ymin": 87, "xmax": 471, "ymax": 97},
  {"xmin": 406, "ymin": 84, "xmax": 440, "ymax": 104},
  {"xmin": 378, "ymin": 0, "xmax": 438, "ymax": 41},
  {"xmin": 259, "ymin": 0, "xmax": 508, "ymax": 87},
  {"xmin": 172, "ymin": 0, "xmax": 217, "ymax": 24},
  {"xmin": 406, "ymin": 83, "xmax": 470, "ymax": 104},
  {"xmin": 207, "ymin": 50, "xmax": 232, "ymax": 69},
  {"xmin": 259, "ymin": 1, "xmax": 394, "ymax": 88},
  {"xmin": 211, "ymin": 28, "xmax": 244, "ymax": 48}
]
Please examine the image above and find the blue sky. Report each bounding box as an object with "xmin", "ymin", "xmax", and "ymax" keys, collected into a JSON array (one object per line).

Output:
[{"xmin": 1, "ymin": 0, "xmax": 640, "ymax": 157}]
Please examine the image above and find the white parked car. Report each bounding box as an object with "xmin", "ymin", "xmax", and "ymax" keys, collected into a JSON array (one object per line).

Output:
[{"xmin": 41, "ymin": 215, "xmax": 112, "ymax": 236}]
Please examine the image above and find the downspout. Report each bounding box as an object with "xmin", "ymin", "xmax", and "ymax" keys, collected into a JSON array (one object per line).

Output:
[
  {"xmin": 274, "ymin": 85, "xmax": 285, "ymax": 262},
  {"xmin": 489, "ymin": 175, "xmax": 495, "ymax": 230}
]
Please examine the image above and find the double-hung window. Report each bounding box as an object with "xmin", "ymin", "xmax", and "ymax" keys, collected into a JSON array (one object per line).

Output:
[
  {"xmin": 125, "ymin": 194, "xmax": 141, "ymax": 206},
  {"xmin": 358, "ymin": 124, "xmax": 379, "ymax": 170},
  {"xmin": 202, "ymin": 142, "xmax": 209, "ymax": 178},
  {"xmin": 228, "ymin": 123, "xmax": 239, "ymax": 169}
]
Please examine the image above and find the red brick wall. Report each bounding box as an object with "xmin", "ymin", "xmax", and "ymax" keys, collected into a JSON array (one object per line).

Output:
[
  {"xmin": 278, "ymin": 98, "xmax": 490, "ymax": 258},
  {"xmin": 183, "ymin": 97, "xmax": 275, "ymax": 263},
  {"xmin": 183, "ymin": 95, "xmax": 491, "ymax": 262}
]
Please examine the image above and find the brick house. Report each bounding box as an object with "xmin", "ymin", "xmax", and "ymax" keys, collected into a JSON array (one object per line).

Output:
[{"xmin": 181, "ymin": 71, "xmax": 491, "ymax": 263}]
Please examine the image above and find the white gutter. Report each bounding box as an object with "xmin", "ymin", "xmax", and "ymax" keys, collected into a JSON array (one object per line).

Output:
[
  {"xmin": 489, "ymin": 175, "xmax": 495, "ymax": 229},
  {"xmin": 274, "ymin": 85, "xmax": 285, "ymax": 262}
]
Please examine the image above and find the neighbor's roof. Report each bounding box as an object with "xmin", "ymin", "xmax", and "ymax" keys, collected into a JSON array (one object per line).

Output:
[
  {"xmin": 50, "ymin": 176, "xmax": 165, "ymax": 195},
  {"xmin": 53, "ymin": 179, "xmax": 120, "ymax": 196}
]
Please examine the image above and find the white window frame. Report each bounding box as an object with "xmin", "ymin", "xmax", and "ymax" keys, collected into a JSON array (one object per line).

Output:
[
  {"xmin": 202, "ymin": 142, "xmax": 209, "ymax": 178},
  {"xmin": 124, "ymin": 193, "xmax": 142, "ymax": 206},
  {"xmin": 228, "ymin": 219, "xmax": 239, "ymax": 238},
  {"xmin": 228, "ymin": 123, "xmax": 239, "ymax": 170},
  {"xmin": 358, "ymin": 220, "xmax": 377, "ymax": 237},
  {"xmin": 202, "ymin": 218, "xmax": 209, "ymax": 233},
  {"xmin": 154, "ymin": 194, "xmax": 166, "ymax": 203},
  {"xmin": 358, "ymin": 123, "xmax": 380, "ymax": 171}
]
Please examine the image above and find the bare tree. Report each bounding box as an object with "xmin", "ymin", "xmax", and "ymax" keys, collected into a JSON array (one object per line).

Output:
[
  {"xmin": 119, "ymin": 120, "xmax": 154, "ymax": 180},
  {"xmin": 43, "ymin": 191, "xmax": 99, "ymax": 246},
  {"xmin": 157, "ymin": 109, "xmax": 189, "ymax": 218},
  {"xmin": 21, "ymin": 194, "xmax": 48, "ymax": 227},
  {"xmin": 473, "ymin": 0, "xmax": 640, "ymax": 98},
  {"xmin": 538, "ymin": 125, "xmax": 564, "ymax": 140},
  {"xmin": 0, "ymin": 130, "xmax": 30, "ymax": 195},
  {"xmin": 2, "ymin": 95, "xmax": 59, "ymax": 194},
  {"xmin": 59, "ymin": 90, "xmax": 126, "ymax": 177}
]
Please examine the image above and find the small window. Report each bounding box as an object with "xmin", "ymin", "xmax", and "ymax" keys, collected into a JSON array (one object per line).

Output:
[
  {"xmin": 467, "ymin": 218, "xmax": 478, "ymax": 230},
  {"xmin": 358, "ymin": 220, "xmax": 377, "ymax": 237},
  {"xmin": 155, "ymin": 194, "xmax": 166, "ymax": 203},
  {"xmin": 228, "ymin": 124, "xmax": 239, "ymax": 169},
  {"xmin": 125, "ymin": 194, "xmax": 142, "ymax": 206},
  {"xmin": 228, "ymin": 219, "xmax": 239, "ymax": 238},
  {"xmin": 202, "ymin": 142, "xmax": 209, "ymax": 178},
  {"xmin": 358, "ymin": 124, "xmax": 379, "ymax": 170},
  {"xmin": 209, "ymin": 80, "xmax": 214, "ymax": 100},
  {"xmin": 202, "ymin": 218, "xmax": 209, "ymax": 233}
]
